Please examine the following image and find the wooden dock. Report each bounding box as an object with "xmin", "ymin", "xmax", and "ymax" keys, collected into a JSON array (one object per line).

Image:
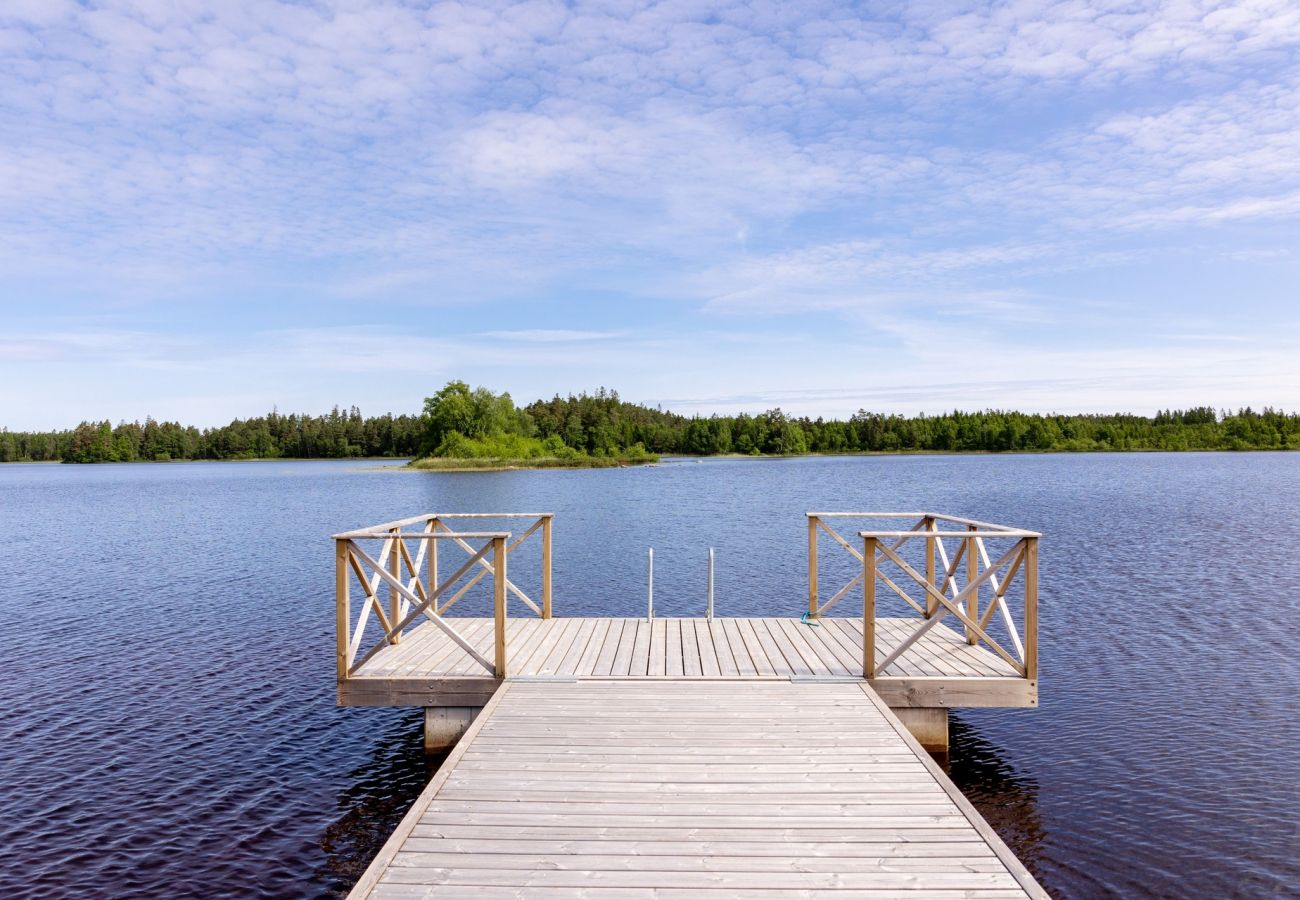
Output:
[
  {"xmin": 348, "ymin": 680, "xmax": 1047, "ymax": 898},
  {"xmin": 334, "ymin": 511, "xmax": 1046, "ymax": 897}
]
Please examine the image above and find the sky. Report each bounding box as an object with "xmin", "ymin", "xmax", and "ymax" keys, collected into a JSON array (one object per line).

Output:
[{"xmin": 2, "ymin": 0, "xmax": 1299, "ymax": 430}]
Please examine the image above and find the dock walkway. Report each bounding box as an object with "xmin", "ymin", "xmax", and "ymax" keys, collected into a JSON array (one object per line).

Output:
[{"xmin": 349, "ymin": 680, "xmax": 1046, "ymax": 898}]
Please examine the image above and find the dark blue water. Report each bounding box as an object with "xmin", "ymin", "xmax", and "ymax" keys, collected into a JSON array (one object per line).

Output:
[{"xmin": 1, "ymin": 454, "xmax": 1297, "ymax": 898}]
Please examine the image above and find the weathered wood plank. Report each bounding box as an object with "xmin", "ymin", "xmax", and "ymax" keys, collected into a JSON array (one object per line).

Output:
[
  {"xmin": 575, "ymin": 618, "xmax": 613, "ymax": 676},
  {"xmin": 348, "ymin": 680, "xmax": 1043, "ymax": 900},
  {"xmin": 610, "ymin": 619, "xmax": 639, "ymax": 676},
  {"xmin": 667, "ymin": 618, "xmax": 686, "ymax": 677},
  {"xmin": 592, "ymin": 619, "xmax": 625, "ymax": 676}
]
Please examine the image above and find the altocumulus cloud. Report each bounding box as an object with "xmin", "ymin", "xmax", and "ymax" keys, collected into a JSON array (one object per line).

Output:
[{"xmin": 0, "ymin": 0, "xmax": 1298, "ymax": 426}]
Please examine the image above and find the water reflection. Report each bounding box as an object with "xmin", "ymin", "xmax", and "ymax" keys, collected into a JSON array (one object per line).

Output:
[
  {"xmin": 942, "ymin": 715, "xmax": 1048, "ymax": 884},
  {"xmin": 317, "ymin": 710, "xmax": 446, "ymax": 897}
]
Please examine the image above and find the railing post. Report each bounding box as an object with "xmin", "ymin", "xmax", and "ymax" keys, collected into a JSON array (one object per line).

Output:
[
  {"xmin": 706, "ymin": 547, "xmax": 714, "ymax": 621},
  {"xmin": 335, "ymin": 539, "xmax": 350, "ymax": 681},
  {"xmin": 808, "ymin": 514, "xmax": 819, "ymax": 617},
  {"xmin": 427, "ymin": 517, "xmax": 440, "ymax": 611},
  {"xmin": 965, "ymin": 524, "xmax": 978, "ymax": 645},
  {"xmin": 863, "ymin": 535, "xmax": 877, "ymax": 678},
  {"xmin": 388, "ymin": 528, "xmax": 401, "ymax": 644},
  {"xmin": 1024, "ymin": 536, "xmax": 1038, "ymax": 680},
  {"xmin": 493, "ymin": 535, "xmax": 507, "ymax": 678},
  {"xmin": 541, "ymin": 514, "xmax": 553, "ymax": 619},
  {"xmin": 923, "ymin": 516, "xmax": 937, "ymax": 618}
]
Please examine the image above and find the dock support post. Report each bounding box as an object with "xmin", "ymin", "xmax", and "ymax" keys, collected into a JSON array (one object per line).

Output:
[
  {"xmin": 424, "ymin": 707, "xmax": 481, "ymax": 752},
  {"xmin": 892, "ymin": 707, "xmax": 949, "ymax": 754},
  {"xmin": 808, "ymin": 515, "xmax": 818, "ymax": 617},
  {"xmin": 863, "ymin": 536, "xmax": 877, "ymax": 678},
  {"xmin": 541, "ymin": 514, "xmax": 553, "ymax": 619}
]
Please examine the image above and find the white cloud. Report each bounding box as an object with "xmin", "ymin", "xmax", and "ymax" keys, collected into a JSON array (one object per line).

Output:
[{"xmin": 1, "ymin": 2, "xmax": 1299, "ymax": 422}]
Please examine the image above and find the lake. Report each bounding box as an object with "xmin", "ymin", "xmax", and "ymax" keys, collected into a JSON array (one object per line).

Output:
[{"xmin": 1, "ymin": 453, "xmax": 1297, "ymax": 898}]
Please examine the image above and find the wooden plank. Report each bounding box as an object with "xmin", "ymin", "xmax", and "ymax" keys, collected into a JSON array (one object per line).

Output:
[
  {"xmin": 665, "ymin": 618, "xmax": 685, "ymax": 677},
  {"xmin": 372, "ymin": 887, "xmax": 1030, "ymax": 900},
  {"xmin": 408, "ymin": 823, "xmax": 989, "ymax": 842},
  {"xmin": 550, "ymin": 617, "xmax": 598, "ymax": 676},
  {"xmin": 510, "ymin": 617, "xmax": 565, "ymax": 674},
  {"xmin": 648, "ymin": 616, "xmax": 667, "ymax": 676},
  {"xmin": 870, "ymin": 677, "xmax": 1037, "ymax": 709},
  {"xmin": 535, "ymin": 617, "xmax": 581, "ymax": 675},
  {"xmin": 358, "ymin": 622, "xmax": 434, "ymax": 676},
  {"xmin": 772, "ymin": 617, "xmax": 841, "ymax": 675},
  {"xmin": 677, "ymin": 618, "xmax": 698, "ymax": 676},
  {"xmin": 591, "ymin": 618, "xmax": 624, "ymax": 676},
  {"xmin": 629, "ymin": 618, "xmax": 652, "ymax": 677},
  {"xmin": 709, "ymin": 619, "xmax": 739, "ymax": 676},
  {"xmin": 717, "ymin": 619, "xmax": 759, "ymax": 676},
  {"xmin": 610, "ymin": 619, "xmax": 639, "ymax": 676},
  {"xmin": 733, "ymin": 618, "xmax": 773, "ymax": 675},
  {"xmin": 693, "ymin": 619, "xmax": 720, "ymax": 676},
  {"xmin": 389, "ymin": 850, "xmax": 1007, "ymax": 872},
  {"xmin": 392, "ymin": 619, "xmax": 491, "ymax": 678},
  {"xmin": 799, "ymin": 617, "xmax": 862, "ymax": 675},
  {"xmin": 873, "ymin": 618, "xmax": 927, "ymax": 677},
  {"xmin": 397, "ymin": 837, "xmax": 996, "ymax": 857},
  {"xmin": 574, "ymin": 618, "xmax": 612, "ymax": 676}
]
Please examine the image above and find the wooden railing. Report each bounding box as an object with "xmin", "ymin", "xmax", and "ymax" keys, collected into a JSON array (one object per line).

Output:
[
  {"xmin": 333, "ymin": 513, "xmax": 553, "ymax": 681},
  {"xmin": 808, "ymin": 512, "xmax": 1038, "ymax": 680}
]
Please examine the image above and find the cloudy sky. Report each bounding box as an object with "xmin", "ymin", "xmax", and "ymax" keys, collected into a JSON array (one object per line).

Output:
[{"xmin": 2, "ymin": 0, "xmax": 1298, "ymax": 429}]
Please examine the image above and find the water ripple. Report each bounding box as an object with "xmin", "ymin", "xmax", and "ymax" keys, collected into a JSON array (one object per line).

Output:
[{"xmin": 0, "ymin": 454, "xmax": 1297, "ymax": 898}]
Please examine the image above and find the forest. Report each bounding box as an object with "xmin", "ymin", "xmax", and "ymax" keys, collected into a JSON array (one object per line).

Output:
[{"xmin": 1, "ymin": 381, "xmax": 1296, "ymax": 464}]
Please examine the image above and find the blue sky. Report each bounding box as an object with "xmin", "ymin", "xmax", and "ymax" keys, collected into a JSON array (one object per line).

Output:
[{"xmin": 2, "ymin": 0, "xmax": 1298, "ymax": 429}]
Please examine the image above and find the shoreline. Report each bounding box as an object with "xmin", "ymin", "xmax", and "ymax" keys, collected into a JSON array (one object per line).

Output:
[{"xmin": 2, "ymin": 446, "xmax": 1296, "ymax": 467}]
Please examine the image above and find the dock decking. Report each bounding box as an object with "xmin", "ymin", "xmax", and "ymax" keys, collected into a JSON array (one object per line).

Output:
[
  {"xmin": 340, "ymin": 616, "xmax": 1035, "ymax": 710},
  {"xmin": 349, "ymin": 680, "xmax": 1047, "ymax": 899}
]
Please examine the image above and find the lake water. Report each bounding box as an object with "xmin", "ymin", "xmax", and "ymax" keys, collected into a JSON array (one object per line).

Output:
[{"xmin": 1, "ymin": 453, "xmax": 1297, "ymax": 898}]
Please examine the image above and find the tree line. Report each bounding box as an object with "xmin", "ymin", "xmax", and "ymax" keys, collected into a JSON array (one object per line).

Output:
[
  {"xmin": 0, "ymin": 408, "xmax": 424, "ymax": 463},
  {"xmin": 1, "ymin": 385, "xmax": 1296, "ymax": 464}
]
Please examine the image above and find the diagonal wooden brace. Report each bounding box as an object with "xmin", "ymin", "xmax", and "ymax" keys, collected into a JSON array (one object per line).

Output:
[{"xmin": 875, "ymin": 540, "xmax": 1026, "ymax": 675}]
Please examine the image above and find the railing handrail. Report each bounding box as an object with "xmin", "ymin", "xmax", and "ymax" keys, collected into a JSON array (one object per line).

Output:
[
  {"xmin": 334, "ymin": 530, "xmax": 511, "ymax": 540},
  {"xmin": 858, "ymin": 529, "xmax": 1039, "ymax": 538},
  {"xmin": 809, "ymin": 510, "xmax": 1039, "ymax": 537},
  {"xmin": 334, "ymin": 511, "xmax": 553, "ymax": 540}
]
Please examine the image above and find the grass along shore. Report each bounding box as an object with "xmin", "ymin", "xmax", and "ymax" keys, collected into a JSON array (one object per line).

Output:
[{"xmin": 407, "ymin": 454, "xmax": 656, "ymax": 471}]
